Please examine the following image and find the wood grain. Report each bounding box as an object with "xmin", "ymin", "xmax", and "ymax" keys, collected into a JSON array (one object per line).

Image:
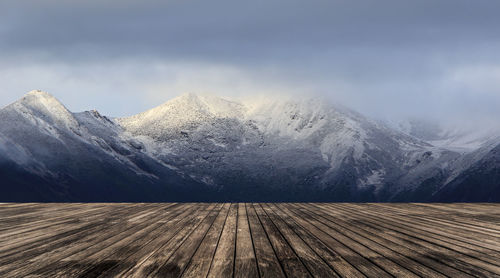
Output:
[{"xmin": 0, "ymin": 203, "xmax": 498, "ymax": 278}]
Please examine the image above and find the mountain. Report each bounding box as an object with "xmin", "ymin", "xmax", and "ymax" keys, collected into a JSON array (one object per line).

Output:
[
  {"xmin": 0, "ymin": 91, "xmax": 498, "ymax": 201},
  {"xmin": 434, "ymin": 143, "xmax": 500, "ymax": 202},
  {"xmin": 389, "ymin": 118, "xmax": 500, "ymax": 201},
  {"xmin": 0, "ymin": 91, "xmax": 209, "ymax": 201}
]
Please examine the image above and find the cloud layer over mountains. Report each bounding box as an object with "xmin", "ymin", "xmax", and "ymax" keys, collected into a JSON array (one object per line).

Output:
[{"xmin": 1, "ymin": 0, "xmax": 500, "ymax": 128}]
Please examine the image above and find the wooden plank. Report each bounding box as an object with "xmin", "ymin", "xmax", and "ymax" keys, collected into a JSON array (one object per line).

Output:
[
  {"xmin": 91, "ymin": 204, "xmax": 205, "ymax": 277},
  {"xmin": 267, "ymin": 203, "xmax": 365, "ymax": 278},
  {"xmin": 387, "ymin": 203, "xmax": 500, "ymax": 232},
  {"xmin": 284, "ymin": 203, "xmax": 420, "ymax": 278},
  {"xmin": 0, "ymin": 203, "xmax": 55, "ymax": 221},
  {"xmin": 0, "ymin": 204, "xmax": 168, "ymax": 276},
  {"xmin": 370, "ymin": 204, "xmax": 500, "ymax": 248},
  {"xmin": 260, "ymin": 203, "xmax": 340, "ymax": 278},
  {"xmin": 309, "ymin": 203, "xmax": 475, "ymax": 278},
  {"xmin": 233, "ymin": 203, "xmax": 259, "ymax": 278},
  {"xmin": 333, "ymin": 203, "xmax": 500, "ymax": 278},
  {"xmin": 33, "ymin": 204, "xmax": 185, "ymax": 277},
  {"xmin": 0, "ymin": 204, "xmax": 129, "ymax": 248},
  {"xmin": 122, "ymin": 203, "xmax": 221, "ymax": 277},
  {"xmin": 337, "ymin": 203, "xmax": 500, "ymax": 264},
  {"xmin": 298, "ymin": 203, "xmax": 453, "ymax": 278},
  {"xmin": 0, "ymin": 203, "xmax": 499, "ymax": 278},
  {"xmin": 0, "ymin": 203, "xmax": 103, "ymax": 224},
  {"xmin": 277, "ymin": 204, "xmax": 392, "ymax": 278},
  {"xmin": 328, "ymin": 203, "xmax": 500, "ymax": 277},
  {"xmin": 253, "ymin": 203, "xmax": 312, "ymax": 277},
  {"xmin": 206, "ymin": 203, "xmax": 238, "ymax": 278},
  {"xmin": 416, "ymin": 203, "xmax": 500, "ymax": 216},
  {"xmin": 151, "ymin": 203, "xmax": 226, "ymax": 278},
  {"xmin": 246, "ymin": 203, "xmax": 286, "ymax": 278},
  {"xmin": 181, "ymin": 203, "xmax": 231, "ymax": 278},
  {"xmin": 0, "ymin": 204, "xmax": 164, "ymax": 275}
]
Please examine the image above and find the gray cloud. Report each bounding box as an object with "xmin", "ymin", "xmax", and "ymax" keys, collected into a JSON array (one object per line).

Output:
[{"xmin": 1, "ymin": 0, "xmax": 500, "ymax": 128}]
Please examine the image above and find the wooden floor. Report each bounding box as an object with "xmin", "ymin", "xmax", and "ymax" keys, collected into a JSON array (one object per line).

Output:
[{"xmin": 0, "ymin": 203, "xmax": 499, "ymax": 277}]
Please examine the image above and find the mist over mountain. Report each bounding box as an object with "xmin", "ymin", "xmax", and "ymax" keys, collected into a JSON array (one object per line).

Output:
[{"xmin": 0, "ymin": 90, "xmax": 498, "ymax": 202}]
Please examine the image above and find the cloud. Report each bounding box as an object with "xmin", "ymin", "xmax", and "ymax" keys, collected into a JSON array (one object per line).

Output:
[
  {"xmin": 0, "ymin": 60, "xmax": 315, "ymax": 116},
  {"xmin": 1, "ymin": 0, "xmax": 500, "ymax": 129}
]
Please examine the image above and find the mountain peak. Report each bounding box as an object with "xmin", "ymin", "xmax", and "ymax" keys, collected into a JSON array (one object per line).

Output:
[
  {"xmin": 19, "ymin": 90, "xmax": 64, "ymax": 108},
  {"xmin": 5, "ymin": 90, "xmax": 78, "ymax": 129},
  {"xmin": 122, "ymin": 93, "xmax": 244, "ymax": 121},
  {"xmin": 173, "ymin": 92, "xmax": 243, "ymax": 113},
  {"xmin": 25, "ymin": 89, "xmax": 53, "ymax": 97}
]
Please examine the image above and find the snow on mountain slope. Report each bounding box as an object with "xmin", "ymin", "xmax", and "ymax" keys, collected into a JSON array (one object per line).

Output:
[
  {"xmin": 0, "ymin": 91, "xmax": 125, "ymax": 172},
  {"xmin": 118, "ymin": 93, "xmax": 453, "ymax": 199},
  {"xmin": 1, "ymin": 90, "xmax": 497, "ymax": 201},
  {"xmin": 12, "ymin": 90, "xmax": 79, "ymax": 128},
  {"xmin": 119, "ymin": 93, "xmax": 246, "ymax": 140},
  {"xmin": 388, "ymin": 118, "xmax": 500, "ymax": 197},
  {"xmin": 434, "ymin": 143, "xmax": 500, "ymax": 202},
  {"xmin": 0, "ymin": 91, "xmax": 208, "ymax": 201},
  {"xmin": 393, "ymin": 118, "xmax": 500, "ymax": 152},
  {"xmin": 0, "ymin": 131, "xmax": 36, "ymax": 166},
  {"xmin": 429, "ymin": 128, "xmax": 500, "ymax": 153},
  {"xmin": 0, "ymin": 90, "xmax": 81, "ymax": 141}
]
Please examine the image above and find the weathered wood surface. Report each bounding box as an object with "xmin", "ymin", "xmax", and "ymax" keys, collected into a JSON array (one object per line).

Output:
[{"xmin": 0, "ymin": 203, "xmax": 499, "ymax": 277}]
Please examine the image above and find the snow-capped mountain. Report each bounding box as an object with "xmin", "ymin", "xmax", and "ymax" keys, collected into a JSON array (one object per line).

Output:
[
  {"xmin": 0, "ymin": 90, "xmax": 498, "ymax": 201},
  {"xmin": 390, "ymin": 118, "xmax": 500, "ymax": 201},
  {"xmin": 394, "ymin": 118, "xmax": 500, "ymax": 152},
  {"xmin": 0, "ymin": 91, "xmax": 210, "ymax": 201}
]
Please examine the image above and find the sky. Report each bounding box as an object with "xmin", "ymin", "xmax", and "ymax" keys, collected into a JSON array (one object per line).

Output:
[{"xmin": 1, "ymin": 0, "xmax": 500, "ymax": 129}]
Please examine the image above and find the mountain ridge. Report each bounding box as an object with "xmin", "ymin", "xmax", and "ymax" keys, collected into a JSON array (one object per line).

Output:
[{"xmin": 0, "ymin": 90, "xmax": 498, "ymax": 201}]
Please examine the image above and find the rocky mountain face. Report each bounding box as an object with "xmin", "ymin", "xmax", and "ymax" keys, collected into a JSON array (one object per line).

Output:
[
  {"xmin": 0, "ymin": 91, "xmax": 211, "ymax": 201},
  {"xmin": 0, "ymin": 90, "xmax": 498, "ymax": 201}
]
